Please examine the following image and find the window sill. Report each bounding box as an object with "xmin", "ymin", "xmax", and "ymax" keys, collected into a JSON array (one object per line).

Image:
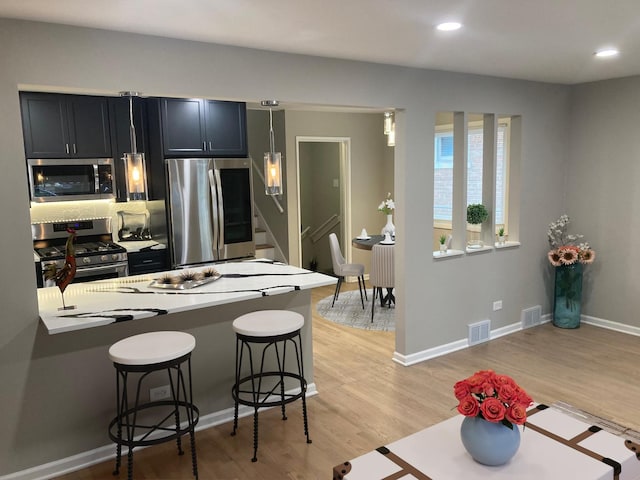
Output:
[
  {"xmin": 433, "ymin": 249, "xmax": 465, "ymax": 259},
  {"xmin": 465, "ymin": 245, "xmax": 493, "ymax": 254},
  {"xmin": 494, "ymin": 241, "xmax": 521, "ymax": 249}
]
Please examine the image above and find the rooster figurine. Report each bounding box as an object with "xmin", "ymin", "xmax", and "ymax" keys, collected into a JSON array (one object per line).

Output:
[{"xmin": 44, "ymin": 229, "xmax": 77, "ymax": 309}]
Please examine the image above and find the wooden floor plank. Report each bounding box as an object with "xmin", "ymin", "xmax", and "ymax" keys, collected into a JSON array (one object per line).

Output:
[{"xmin": 55, "ymin": 283, "xmax": 640, "ymax": 479}]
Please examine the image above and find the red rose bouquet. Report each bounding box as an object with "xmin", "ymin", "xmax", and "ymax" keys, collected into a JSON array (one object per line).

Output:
[{"xmin": 454, "ymin": 369, "xmax": 533, "ymax": 429}]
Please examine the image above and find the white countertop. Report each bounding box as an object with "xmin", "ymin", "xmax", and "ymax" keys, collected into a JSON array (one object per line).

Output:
[
  {"xmin": 37, "ymin": 259, "xmax": 336, "ymax": 334},
  {"xmin": 115, "ymin": 240, "xmax": 167, "ymax": 252}
]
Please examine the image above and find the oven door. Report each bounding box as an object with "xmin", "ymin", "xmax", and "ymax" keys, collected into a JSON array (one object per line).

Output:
[{"xmin": 42, "ymin": 262, "xmax": 128, "ymax": 287}]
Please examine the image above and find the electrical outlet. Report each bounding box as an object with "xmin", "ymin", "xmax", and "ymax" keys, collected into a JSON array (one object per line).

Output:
[
  {"xmin": 493, "ymin": 300, "xmax": 503, "ymax": 311},
  {"xmin": 150, "ymin": 385, "xmax": 171, "ymax": 401}
]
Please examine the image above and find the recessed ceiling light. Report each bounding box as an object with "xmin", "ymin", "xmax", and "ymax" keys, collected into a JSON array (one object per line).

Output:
[
  {"xmin": 594, "ymin": 48, "xmax": 619, "ymax": 58},
  {"xmin": 436, "ymin": 22, "xmax": 462, "ymax": 32}
]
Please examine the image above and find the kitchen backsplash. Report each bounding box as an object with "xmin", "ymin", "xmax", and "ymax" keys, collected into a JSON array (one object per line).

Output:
[{"xmin": 30, "ymin": 200, "xmax": 167, "ymax": 243}]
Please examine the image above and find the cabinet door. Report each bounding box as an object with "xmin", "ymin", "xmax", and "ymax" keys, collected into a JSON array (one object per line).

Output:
[
  {"xmin": 67, "ymin": 96, "xmax": 112, "ymax": 158},
  {"xmin": 20, "ymin": 93, "xmax": 70, "ymax": 158},
  {"xmin": 161, "ymin": 98, "xmax": 207, "ymax": 156},
  {"xmin": 204, "ymin": 100, "xmax": 247, "ymax": 157}
]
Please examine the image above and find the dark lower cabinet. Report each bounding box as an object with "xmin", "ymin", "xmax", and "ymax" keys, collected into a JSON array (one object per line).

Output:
[
  {"xmin": 20, "ymin": 92, "xmax": 111, "ymax": 158},
  {"xmin": 127, "ymin": 250, "xmax": 168, "ymax": 276}
]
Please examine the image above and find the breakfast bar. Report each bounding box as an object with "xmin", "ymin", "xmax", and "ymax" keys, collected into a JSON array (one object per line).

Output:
[
  {"xmin": 38, "ymin": 258, "xmax": 336, "ymax": 334},
  {"xmin": 30, "ymin": 259, "xmax": 336, "ymax": 474}
]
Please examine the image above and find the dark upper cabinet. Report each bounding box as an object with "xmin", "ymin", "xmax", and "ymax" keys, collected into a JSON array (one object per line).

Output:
[
  {"xmin": 204, "ymin": 100, "xmax": 247, "ymax": 157},
  {"xmin": 160, "ymin": 98, "xmax": 247, "ymax": 157},
  {"xmin": 20, "ymin": 92, "xmax": 111, "ymax": 158},
  {"xmin": 108, "ymin": 96, "xmax": 149, "ymax": 201}
]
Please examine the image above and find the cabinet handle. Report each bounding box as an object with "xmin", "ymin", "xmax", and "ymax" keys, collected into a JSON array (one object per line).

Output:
[
  {"xmin": 209, "ymin": 141, "xmax": 213, "ymax": 151},
  {"xmin": 203, "ymin": 142, "xmax": 206, "ymax": 151},
  {"xmin": 65, "ymin": 143, "xmax": 69, "ymax": 154},
  {"xmin": 73, "ymin": 144, "xmax": 77, "ymax": 154}
]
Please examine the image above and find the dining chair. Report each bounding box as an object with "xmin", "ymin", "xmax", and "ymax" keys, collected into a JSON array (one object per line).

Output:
[
  {"xmin": 370, "ymin": 243, "xmax": 395, "ymax": 321},
  {"xmin": 328, "ymin": 233, "xmax": 367, "ymax": 309}
]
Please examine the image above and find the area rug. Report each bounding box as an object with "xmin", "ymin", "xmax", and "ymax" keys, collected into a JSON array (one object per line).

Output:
[{"xmin": 315, "ymin": 289, "xmax": 395, "ymax": 332}]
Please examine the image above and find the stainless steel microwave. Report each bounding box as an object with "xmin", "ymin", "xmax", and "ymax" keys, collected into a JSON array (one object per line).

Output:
[{"xmin": 27, "ymin": 158, "xmax": 116, "ymax": 202}]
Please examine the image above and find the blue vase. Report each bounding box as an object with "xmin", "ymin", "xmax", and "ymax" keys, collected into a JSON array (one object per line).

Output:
[
  {"xmin": 553, "ymin": 263, "xmax": 583, "ymax": 329},
  {"xmin": 460, "ymin": 416, "xmax": 521, "ymax": 466}
]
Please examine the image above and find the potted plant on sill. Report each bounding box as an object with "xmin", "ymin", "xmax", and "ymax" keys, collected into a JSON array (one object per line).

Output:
[
  {"xmin": 467, "ymin": 203, "xmax": 489, "ymax": 248},
  {"xmin": 497, "ymin": 227, "xmax": 506, "ymax": 245},
  {"xmin": 439, "ymin": 234, "xmax": 447, "ymax": 254}
]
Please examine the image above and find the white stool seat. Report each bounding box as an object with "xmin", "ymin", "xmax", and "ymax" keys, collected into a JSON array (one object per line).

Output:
[
  {"xmin": 232, "ymin": 310, "xmax": 304, "ymax": 337},
  {"xmin": 108, "ymin": 331, "xmax": 196, "ymax": 365}
]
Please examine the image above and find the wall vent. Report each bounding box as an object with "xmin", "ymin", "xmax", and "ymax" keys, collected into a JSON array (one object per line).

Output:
[
  {"xmin": 468, "ymin": 319, "xmax": 491, "ymax": 346},
  {"xmin": 521, "ymin": 305, "xmax": 542, "ymax": 329}
]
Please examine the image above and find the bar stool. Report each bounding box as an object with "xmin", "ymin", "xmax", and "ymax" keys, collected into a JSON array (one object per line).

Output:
[
  {"xmin": 231, "ymin": 310, "xmax": 311, "ymax": 462},
  {"xmin": 108, "ymin": 331, "xmax": 199, "ymax": 480}
]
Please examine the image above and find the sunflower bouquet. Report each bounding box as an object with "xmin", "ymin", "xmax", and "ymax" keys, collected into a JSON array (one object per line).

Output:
[{"xmin": 547, "ymin": 215, "xmax": 595, "ymax": 266}]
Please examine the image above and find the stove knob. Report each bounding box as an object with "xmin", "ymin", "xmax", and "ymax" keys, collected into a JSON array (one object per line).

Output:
[
  {"xmin": 101, "ymin": 255, "xmax": 108, "ymax": 262},
  {"xmin": 83, "ymin": 257, "xmax": 91, "ymax": 265},
  {"xmin": 112, "ymin": 254, "xmax": 119, "ymax": 261}
]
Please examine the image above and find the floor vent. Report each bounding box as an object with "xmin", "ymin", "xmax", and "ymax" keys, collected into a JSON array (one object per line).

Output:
[
  {"xmin": 521, "ymin": 305, "xmax": 542, "ymax": 329},
  {"xmin": 468, "ymin": 319, "xmax": 491, "ymax": 346}
]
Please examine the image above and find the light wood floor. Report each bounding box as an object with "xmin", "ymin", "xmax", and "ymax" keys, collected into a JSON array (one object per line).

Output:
[{"xmin": 56, "ymin": 283, "xmax": 640, "ymax": 479}]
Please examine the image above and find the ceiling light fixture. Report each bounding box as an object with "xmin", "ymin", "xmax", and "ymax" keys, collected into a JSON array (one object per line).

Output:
[
  {"xmin": 436, "ymin": 22, "xmax": 462, "ymax": 32},
  {"xmin": 261, "ymin": 100, "xmax": 283, "ymax": 196},
  {"xmin": 119, "ymin": 91, "xmax": 148, "ymax": 201},
  {"xmin": 594, "ymin": 48, "xmax": 619, "ymax": 58}
]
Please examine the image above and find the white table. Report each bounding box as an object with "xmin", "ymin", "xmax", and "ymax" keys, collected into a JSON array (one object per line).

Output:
[{"xmin": 334, "ymin": 403, "xmax": 640, "ymax": 480}]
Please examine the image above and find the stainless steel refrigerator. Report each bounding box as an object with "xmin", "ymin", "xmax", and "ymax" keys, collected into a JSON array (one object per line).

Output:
[{"xmin": 166, "ymin": 157, "xmax": 255, "ymax": 268}]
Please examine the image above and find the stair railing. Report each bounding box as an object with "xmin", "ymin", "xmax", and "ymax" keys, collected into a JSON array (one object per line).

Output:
[{"xmin": 309, "ymin": 214, "xmax": 341, "ymax": 244}]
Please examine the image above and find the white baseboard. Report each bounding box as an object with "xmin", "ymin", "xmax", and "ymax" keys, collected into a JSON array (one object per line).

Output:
[
  {"xmin": 582, "ymin": 315, "xmax": 640, "ymax": 336},
  {"xmin": 0, "ymin": 384, "xmax": 317, "ymax": 480},
  {"xmin": 391, "ymin": 313, "xmax": 635, "ymax": 367}
]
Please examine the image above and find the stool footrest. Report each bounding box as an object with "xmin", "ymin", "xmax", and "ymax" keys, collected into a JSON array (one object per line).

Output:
[
  {"xmin": 232, "ymin": 372, "xmax": 307, "ymax": 408},
  {"xmin": 108, "ymin": 400, "xmax": 199, "ymax": 448}
]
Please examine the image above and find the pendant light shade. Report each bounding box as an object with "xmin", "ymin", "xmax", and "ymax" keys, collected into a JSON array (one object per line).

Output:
[
  {"xmin": 123, "ymin": 152, "xmax": 148, "ymax": 201},
  {"xmin": 383, "ymin": 112, "xmax": 394, "ymax": 135},
  {"xmin": 262, "ymin": 100, "xmax": 283, "ymax": 196},
  {"xmin": 120, "ymin": 91, "xmax": 148, "ymax": 201},
  {"xmin": 384, "ymin": 111, "xmax": 396, "ymax": 146}
]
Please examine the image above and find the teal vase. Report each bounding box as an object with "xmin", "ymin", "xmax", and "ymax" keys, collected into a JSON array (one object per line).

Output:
[
  {"xmin": 553, "ymin": 263, "xmax": 583, "ymax": 329},
  {"xmin": 460, "ymin": 416, "xmax": 520, "ymax": 466}
]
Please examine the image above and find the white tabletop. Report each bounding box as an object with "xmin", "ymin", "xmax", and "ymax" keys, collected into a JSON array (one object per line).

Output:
[{"xmin": 338, "ymin": 405, "xmax": 640, "ymax": 479}]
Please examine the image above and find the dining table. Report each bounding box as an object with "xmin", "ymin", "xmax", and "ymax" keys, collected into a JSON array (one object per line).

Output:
[
  {"xmin": 351, "ymin": 234, "xmax": 394, "ymax": 250},
  {"xmin": 351, "ymin": 234, "xmax": 395, "ymax": 307}
]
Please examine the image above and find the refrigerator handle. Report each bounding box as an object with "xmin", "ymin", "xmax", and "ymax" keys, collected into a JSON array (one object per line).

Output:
[
  {"xmin": 208, "ymin": 169, "xmax": 220, "ymax": 256},
  {"xmin": 214, "ymin": 168, "xmax": 225, "ymax": 252}
]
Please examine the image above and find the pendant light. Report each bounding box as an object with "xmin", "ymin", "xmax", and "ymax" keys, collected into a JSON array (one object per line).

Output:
[
  {"xmin": 120, "ymin": 91, "xmax": 148, "ymax": 201},
  {"xmin": 384, "ymin": 111, "xmax": 396, "ymax": 146},
  {"xmin": 383, "ymin": 112, "xmax": 394, "ymax": 135},
  {"xmin": 262, "ymin": 100, "xmax": 283, "ymax": 196}
]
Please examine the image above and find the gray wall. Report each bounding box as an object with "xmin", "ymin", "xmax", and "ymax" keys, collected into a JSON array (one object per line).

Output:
[
  {"xmin": 283, "ymin": 110, "xmax": 394, "ymax": 270},
  {"xmin": 568, "ymin": 77, "xmax": 640, "ymax": 327},
  {"xmin": 0, "ymin": 17, "xmax": 582, "ymax": 475}
]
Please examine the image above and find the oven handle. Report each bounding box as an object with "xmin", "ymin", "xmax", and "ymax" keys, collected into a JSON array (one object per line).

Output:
[{"xmin": 74, "ymin": 263, "xmax": 128, "ymax": 277}]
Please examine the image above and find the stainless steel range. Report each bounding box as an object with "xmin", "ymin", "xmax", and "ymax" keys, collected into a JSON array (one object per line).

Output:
[{"xmin": 33, "ymin": 218, "xmax": 128, "ymax": 287}]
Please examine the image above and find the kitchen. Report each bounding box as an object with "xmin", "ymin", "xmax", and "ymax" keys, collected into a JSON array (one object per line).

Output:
[{"xmin": 0, "ymin": 16, "xmax": 572, "ymax": 480}]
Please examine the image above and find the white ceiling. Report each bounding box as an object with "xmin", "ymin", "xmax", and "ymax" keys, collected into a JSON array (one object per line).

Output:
[{"xmin": 2, "ymin": 0, "xmax": 640, "ymax": 85}]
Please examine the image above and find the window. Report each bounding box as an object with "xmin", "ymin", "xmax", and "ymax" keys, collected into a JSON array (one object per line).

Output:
[{"xmin": 433, "ymin": 120, "xmax": 510, "ymax": 226}]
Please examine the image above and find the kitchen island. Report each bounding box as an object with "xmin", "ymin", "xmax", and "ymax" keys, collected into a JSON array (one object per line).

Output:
[
  {"xmin": 26, "ymin": 259, "xmax": 336, "ymax": 479},
  {"xmin": 38, "ymin": 258, "xmax": 335, "ymax": 334}
]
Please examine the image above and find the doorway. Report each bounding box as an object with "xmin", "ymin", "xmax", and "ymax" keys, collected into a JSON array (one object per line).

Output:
[{"xmin": 295, "ymin": 137, "xmax": 351, "ymax": 273}]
